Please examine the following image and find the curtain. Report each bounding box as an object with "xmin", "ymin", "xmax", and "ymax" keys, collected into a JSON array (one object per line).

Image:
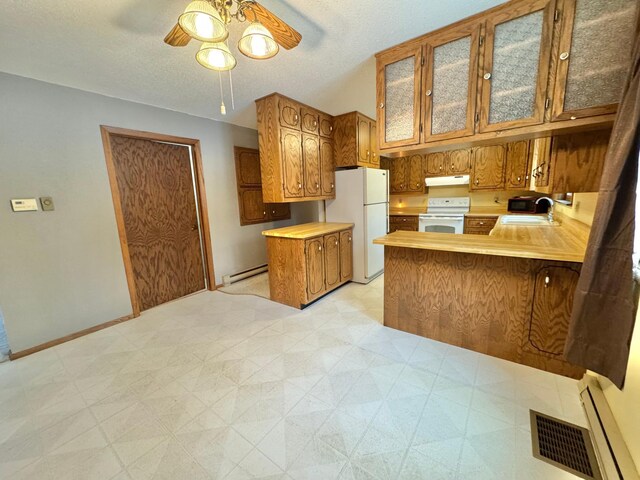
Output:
[{"xmin": 564, "ymin": 21, "xmax": 640, "ymax": 389}]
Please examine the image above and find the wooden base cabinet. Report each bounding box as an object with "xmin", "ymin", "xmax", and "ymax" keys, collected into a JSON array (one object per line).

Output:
[
  {"xmin": 389, "ymin": 215, "xmax": 419, "ymax": 232},
  {"xmin": 265, "ymin": 225, "xmax": 353, "ymax": 308},
  {"xmin": 463, "ymin": 215, "xmax": 498, "ymax": 235},
  {"xmin": 256, "ymin": 93, "xmax": 336, "ymax": 203}
]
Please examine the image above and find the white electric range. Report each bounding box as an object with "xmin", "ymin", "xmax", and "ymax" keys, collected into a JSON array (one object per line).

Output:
[{"xmin": 418, "ymin": 197, "xmax": 470, "ymax": 234}]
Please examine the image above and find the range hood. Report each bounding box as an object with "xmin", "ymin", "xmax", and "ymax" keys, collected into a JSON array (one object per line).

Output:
[{"xmin": 425, "ymin": 174, "xmax": 470, "ymax": 187}]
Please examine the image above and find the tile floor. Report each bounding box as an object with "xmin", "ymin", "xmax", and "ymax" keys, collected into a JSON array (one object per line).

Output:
[{"xmin": 0, "ymin": 276, "xmax": 587, "ymax": 479}]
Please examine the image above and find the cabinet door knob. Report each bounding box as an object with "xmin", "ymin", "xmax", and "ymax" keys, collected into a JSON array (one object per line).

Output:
[
  {"xmin": 559, "ymin": 52, "xmax": 569, "ymax": 61},
  {"xmin": 403, "ymin": 218, "xmax": 407, "ymax": 222},
  {"xmin": 329, "ymin": 126, "xmax": 333, "ymax": 132},
  {"xmin": 331, "ymin": 183, "xmax": 334, "ymax": 189},
  {"xmin": 294, "ymin": 114, "xmax": 299, "ymax": 121},
  {"xmin": 319, "ymin": 245, "xmax": 322, "ymax": 251},
  {"xmin": 348, "ymin": 237, "xmax": 352, "ymax": 241},
  {"xmin": 517, "ymin": 176, "xmax": 521, "ymax": 182},
  {"xmin": 479, "ymin": 222, "xmax": 484, "ymax": 225},
  {"xmin": 313, "ymin": 120, "xmax": 317, "ymax": 127},
  {"xmin": 367, "ymin": 150, "xmax": 370, "ymax": 157},
  {"xmin": 426, "ymin": 89, "xmax": 432, "ymax": 97},
  {"xmin": 451, "ymin": 164, "xmax": 454, "ymax": 169},
  {"xmin": 483, "ymin": 72, "xmax": 492, "ymax": 80},
  {"xmin": 335, "ymin": 240, "xmax": 338, "ymax": 245},
  {"xmin": 544, "ymin": 274, "xmax": 550, "ymax": 287},
  {"xmin": 298, "ymin": 183, "xmax": 302, "ymax": 189},
  {"xmin": 316, "ymin": 182, "xmax": 319, "ymax": 188},
  {"xmin": 379, "ymin": 103, "xmax": 384, "ymax": 109},
  {"xmin": 272, "ymin": 210, "xmax": 276, "ymax": 214},
  {"xmin": 475, "ymin": 179, "xmax": 479, "ymax": 185},
  {"xmin": 263, "ymin": 211, "xmax": 266, "ymax": 216},
  {"xmin": 439, "ymin": 166, "xmax": 443, "ymax": 170},
  {"xmin": 400, "ymin": 184, "xmax": 404, "ymax": 188},
  {"xmin": 416, "ymin": 183, "xmax": 420, "ymax": 187}
]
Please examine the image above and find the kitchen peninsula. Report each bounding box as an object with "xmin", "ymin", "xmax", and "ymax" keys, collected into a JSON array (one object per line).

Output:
[{"xmin": 373, "ymin": 211, "xmax": 590, "ymax": 377}]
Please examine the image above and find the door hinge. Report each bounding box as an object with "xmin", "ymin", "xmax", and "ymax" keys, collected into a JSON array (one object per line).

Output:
[
  {"xmin": 545, "ymin": 98, "xmax": 550, "ymax": 109},
  {"xmin": 475, "ymin": 112, "xmax": 479, "ymax": 123},
  {"xmin": 554, "ymin": 9, "xmax": 560, "ymax": 22},
  {"xmin": 421, "ymin": 56, "xmax": 425, "ymax": 66},
  {"xmin": 479, "ymin": 35, "xmax": 484, "ymax": 47}
]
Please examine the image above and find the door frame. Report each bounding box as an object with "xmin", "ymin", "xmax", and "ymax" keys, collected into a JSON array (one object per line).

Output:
[{"xmin": 100, "ymin": 125, "xmax": 216, "ymax": 317}]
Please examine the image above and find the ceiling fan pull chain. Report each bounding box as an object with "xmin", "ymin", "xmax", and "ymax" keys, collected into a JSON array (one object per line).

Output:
[
  {"xmin": 218, "ymin": 70, "xmax": 226, "ymax": 115},
  {"xmin": 229, "ymin": 69, "xmax": 235, "ymax": 111}
]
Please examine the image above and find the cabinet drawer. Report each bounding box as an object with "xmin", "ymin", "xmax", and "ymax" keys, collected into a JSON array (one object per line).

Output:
[
  {"xmin": 464, "ymin": 227, "xmax": 493, "ymax": 235},
  {"xmin": 464, "ymin": 216, "xmax": 498, "ymax": 229}
]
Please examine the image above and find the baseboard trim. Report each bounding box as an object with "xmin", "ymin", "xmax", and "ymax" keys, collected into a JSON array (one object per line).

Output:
[{"xmin": 8, "ymin": 314, "xmax": 135, "ymax": 361}]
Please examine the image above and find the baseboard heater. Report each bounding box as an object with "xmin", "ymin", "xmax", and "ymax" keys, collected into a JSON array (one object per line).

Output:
[
  {"xmin": 222, "ymin": 264, "xmax": 268, "ymax": 287},
  {"xmin": 578, "ymin": 375, "xmax": 639, "ymax": 479}
]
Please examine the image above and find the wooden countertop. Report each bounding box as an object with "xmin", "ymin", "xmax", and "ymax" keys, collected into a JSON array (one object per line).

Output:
[
  {"xmin": 389, "ymin": 207, "xmax": 424, "ymax": 216},
  {"xmin": 465, "ymin": 206, "xmax": 508, "ymax": 217},
  {"xmin": 374, "ymin": 214, "xmax": 590, "ymax": 263},
  {"xmin": 262, "ymin": 222, "xmax": 354, "ymax": 239}
]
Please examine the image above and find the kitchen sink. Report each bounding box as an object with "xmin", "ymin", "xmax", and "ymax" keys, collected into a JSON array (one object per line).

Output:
[{"xmin": 500, "ymin": 215, "xmax": 556, "ymax": 226}]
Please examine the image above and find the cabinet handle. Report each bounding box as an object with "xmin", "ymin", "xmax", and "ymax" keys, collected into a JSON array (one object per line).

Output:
[
  {"xmin": 298, "ymin": 183, "xmax": 302, "ymax": 189},
  {"xmin": 316, "ymin": 182, "xmax": 319, "ymax": 188},
  {"xmin": 335, "ymin": 240, "xmax": 338, "ymax": 245},
  {"xmin": 329, "ymin": 126, "xmax": 333, "ymax": 132},
  {"xmin": 439, "ymin": 166, "xmax": 443, "ymax": 170},
  {"xmin": 379, "ymin": 103, "xmax": 384, "ymax": 109},
  {"xmin": 348, "ymin": 237, "xmax": 352, "ymax": 241},
  {"xmin": 544, "ymin": 274, "xmax": 550, "ymax": 288},
  {"xmin": 313, "ymin": 120, "xmax": 317, "ymax": 127},
  {"xmin": 517, "ymin": 176, "xmax": 522, "ymax": 182},
  {"xmin": 400, "ymin": 183, "xmax": 404, "ymax": 188},
  {"xmin": 559, "ymin": 52, "xmax": 569, "ymax": 61},
  {"xmin": 319, "ymin": 245, "xmax": 322, "ymax": 251},
  {"xmin": 451, "ymin": 164, "xmax": 454, "ymax": 169},
  {"xmin": 475, "ymin": 179, "xmax": 479, "ymax": 185},
  {"xmin": 272, "ymin": 210, "xmax": 276, "ymax": 214},
  {"xmin": 479, "ymin": 222, "xmax": 484, "ymax": 225},
  {"xmin": 263, "ymin": 211, "xmax": 266, "ymax": 216},
  {"xmin": 416, "ymin": 183, "xmax": 420, "ymax": 188},
  {"xmin": 367, "ymin": 150, "xmax": 370, "ymax": 157},
  {"xmin": 294, "ymin": 114, "xmax": 299, "ymax": 121},
  {"xmin": 331, "ymin": 183, "xmax": 334, "ymax": 189},
  {"xmin": 403, "ymin": 218, "xmax": 407, "ymax": 222},
  {"xmin": 483, "ymin": 72, "xmax": 492, "ymax": 80},
  {"xmin": 373, "ymin": 153, "xmax": 377, "ymax": 158},
  {"xmin": 426, "ymin": 89, "xmax": 432, "ymax": 97}
]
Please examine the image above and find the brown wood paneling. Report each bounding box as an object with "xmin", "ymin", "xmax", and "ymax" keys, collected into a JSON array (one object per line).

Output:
[
  {"xmin": 281, "ymin": 128, "xmax": 304, "ymax": 198},
  {"xmin": 108, "ymin": 135, "xmax": 205, "ymax": 311},
  {"xmin": 235, "ymin": 147, "xmax": 262, "ymax": 187},
  {"xmin": 305, "ymin": 238, "xmax": 325, "ymax": 301},
  {"xmin": 302, "ymin": 133, "xmax": 321, "ymax": 196},
  {"xmin": 382, "ymin": 246, "xmax": 584, "ymax": 377},
  {"xmin": 320, "ymin": 138, "xmax": 335, "ymax": 196},
  {"xmin": 506, "ymin": 140, "xmax": 531, "ymax": 189},
  {"xmin": 471, "ymin": 144, "xmax": 506, "ymax": 190},
  {"xmin": 324, "ymin": 233, "xmax": 341, "ymax": 289},
  {"xmin": 340, "ymin": 230, "xmax": 353, "ymax": 282}
]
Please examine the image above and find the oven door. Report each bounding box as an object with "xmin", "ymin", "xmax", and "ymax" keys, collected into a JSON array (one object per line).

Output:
[{"xmin": 418, "ymin": 215, "xmax": 465, "ymax": 234}]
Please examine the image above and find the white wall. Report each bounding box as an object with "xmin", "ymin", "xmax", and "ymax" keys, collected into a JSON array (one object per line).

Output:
[{"xmin": 0, "ymin": 72, "xmax": 318, "ymax": 352}]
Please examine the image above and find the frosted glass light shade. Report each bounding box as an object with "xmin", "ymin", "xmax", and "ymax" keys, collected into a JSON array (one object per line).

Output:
[
  {"xmin": 196, "ymin": 42, "xmax": 237, "ymax": 71},
  {"xmin": 179, "ymin": 1, "xmax": 227, "ymax": 42},
  {"xmin": 238, "ymin": 22, "xmax": 279, "ymax": 59}
]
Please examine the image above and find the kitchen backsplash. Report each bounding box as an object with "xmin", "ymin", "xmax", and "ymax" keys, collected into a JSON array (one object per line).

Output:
[{"xmin": 389, "ymin": 186, "xmax": 531, "ymax": 209}]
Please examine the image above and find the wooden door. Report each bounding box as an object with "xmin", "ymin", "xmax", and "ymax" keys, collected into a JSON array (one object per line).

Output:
[
  {"xmin": 278, "ymin": 97, "xmax": 301, "ymax": 130},
  {"xmin": 528, "ymin": 266, "xmax": 580, "ymax": 355},
  {"xmin": 301, "ymin": 107, "xmax": 319, "ymax": 134},
  {"xmin": 377, "ymin": 44, "xmax": 423, "ymax": 149},
  {"xmin": 550, "ymin": 129, "xmax": 610, "ymax": 193},
  {"xmin": 447, "ymin": 149, "xmax": 471, "ymax": 175},
  {"xmin": 239, "ymin": 189, "xmax": 268, "ymax": 225},
  {"xmin": 108, "ymin": 136, "xmax": 205, "ymax": 311},
  {"xmin": 303, "ymin": 134, "xmax": 321, "ymax": 196},
  {"xmin": 471, "ymin": 144, "xmax": 506, "ymax": 190},
  {"xmin": 324, "ymin": 233, "xmax": 341, "ymax": 289},
  {"xmin": 305, "ymin": 238, "xmax": 325, "ymax": 301},
  {"xmin": 319, "ymin": 114, "xmax": 334, "ymax": 138},
  {"xmin": 234, "ymin": 147, "xmax": 261, "ymax": 187},
  {"xmin": 340, "ymin": 230, "xmax": 353, "ymax": 282},
  {"xmin": 425, "ymin": 152, "xmax": 446, "ymax": 177},
  {"xmin": 506, "ymin": 140, "xmax": 531, "ymax": 190},
  {"xmin": 406, "ymin": 154, "xmax": 425, "ymax": 192},
  {"xmin": 424, "ymin": 23, "xmax": 480, "ymax": 142},
  {"xmin": 357, "ymin": 116, "xmax": 370, "ymax": 164},
  {"xmin": 267, "ymin": 202, "xmax": 291, "ymax": 221},
  {"xmin": 479, "ymin": 0, "xmax": 555, "ymax": 132},
  {"xmin": 320, "ymin": 138, "xmax": 335, "ymax": 196},
  {"xmin": 370, "ymin": 122, "xmax": 379, "ymax": 167},
  {"xmin": 280, "ymin": 128, "xmax": 304, "ymax": 198},
  {"xmin": 389, "ymin": 157, "xmax": 408, "ymax": 193},
  {"xmin": 552, "ymin": 0, "xmax": 638, "ymax": 121},
  {"xmin": 531, "ymin": 137, "xmax": 553, "ymax": 191}
]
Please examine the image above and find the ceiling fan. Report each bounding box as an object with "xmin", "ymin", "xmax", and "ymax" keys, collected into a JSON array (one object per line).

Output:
[{"xmin": 164, "ymin": 0, "xmax": 302, "ymax": 71}]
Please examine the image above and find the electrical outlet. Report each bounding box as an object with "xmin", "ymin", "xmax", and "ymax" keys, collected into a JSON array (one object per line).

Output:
[{"xmin": 40, "ymin": 197, "xmax": 55, "ymax": 211}]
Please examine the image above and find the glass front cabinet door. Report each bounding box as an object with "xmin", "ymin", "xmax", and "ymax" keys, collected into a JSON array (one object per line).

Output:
[
  {"xmin": 376, "ymin": 44, "xmax": 423, "ymax": 149},
  {"xmin": 479, "ymin": 0, "xmax": 556, "ymax": 132},
  {"xmin": 423, "ymin": 23, "xmax": 481, "ymax": 142},
  {"xmin": 551, "ymin": 0, "xmax": 638, "ymax": 121}
]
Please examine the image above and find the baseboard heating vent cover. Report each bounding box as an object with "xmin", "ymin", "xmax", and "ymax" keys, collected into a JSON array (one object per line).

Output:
[{"xmin": 530, "ymin": 410, "xmax": 602, "ymax": 480}]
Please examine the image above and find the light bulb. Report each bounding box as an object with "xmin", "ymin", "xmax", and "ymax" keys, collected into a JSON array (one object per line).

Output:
[
  {"xmin": 206, "ymin": 49, "xmax": 226, "ymax": 68},
  {"xmin": 250, "ymin": 35, "xmax": 268, "ymax": 57},
  {"xmin": 194, "ymin": 13, "xmax": 214, "ymax": 39}
]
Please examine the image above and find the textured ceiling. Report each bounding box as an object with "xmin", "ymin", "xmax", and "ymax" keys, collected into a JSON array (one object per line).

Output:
[{"xmin": 0, "ymin": 0, "xmax": 506, "ymax": 129}]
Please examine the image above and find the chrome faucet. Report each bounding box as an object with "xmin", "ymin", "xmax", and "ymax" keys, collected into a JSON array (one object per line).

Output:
[{"xmin": 536, "ymin": 196, "xmax": 555, "ymax": 223}]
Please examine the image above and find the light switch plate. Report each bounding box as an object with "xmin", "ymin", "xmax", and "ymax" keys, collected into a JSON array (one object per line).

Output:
[
  {"xmin": 10, "ymin": 198, "xmax": 38, "ymax": 212},
  {"xmin": 40, "ymin": 196, "xmax": 55, "ymax": 211}
]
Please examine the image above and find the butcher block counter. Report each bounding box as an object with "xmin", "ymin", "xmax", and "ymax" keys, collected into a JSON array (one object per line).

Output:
[
  {"xmin": 263, "ymin": 222, "xmax": 354, "ymax": 309},
  {"xmin": 373, "ymin": 213, "xmax": 591, "ymax": 378}
]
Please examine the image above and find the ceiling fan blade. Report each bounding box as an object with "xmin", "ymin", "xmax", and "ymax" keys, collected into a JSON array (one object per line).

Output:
[
  {"xmin": 164, "ymin": 23, "xmax": 191, "ymax": 47},
  {"xmin": 244, "ymin": 2, "xmax": 302, "ymax": 50}
]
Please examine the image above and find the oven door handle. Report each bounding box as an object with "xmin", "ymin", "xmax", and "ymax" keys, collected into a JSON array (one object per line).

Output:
[{"xmin": 419, "ymin": 216, "xmax": 465, "ymax": 220}]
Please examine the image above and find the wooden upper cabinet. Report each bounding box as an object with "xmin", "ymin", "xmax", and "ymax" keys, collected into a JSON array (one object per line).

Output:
[
  {"xmin": 370, "ymin": 123, "xmax": 379, "ymax": 166},
  {"xmin": 357, "ymin": 116, "xmax": 371, "ymax": 164},
  {"xmin": 301, "ymin": 107, "xmax": 319, "ymax": 134},
  {"xmin": 506, "ymin": 140, "xmax": 531, "ymax": 189},
  {"xmin": 479, "ymin": 0, "xmax": 555, "ymax": 132},
  {"xmin": 235, "ymin": 147, "xmax": 262, "ymax": 187},
  {"xmin": 407, "ymin": 155, "xmax": 425, "ymax": 192},
  {"xmin": 423, "ymin": 23, "xmax": 480, "ymax": 142},
  {"xmin": 471, "ymin": 144, "xmax": 506, "ymax": 190},
  {"xmin": 448, "ymin": 149, "xmax": 471, "ymax": 175},
  {"xmin": 425, "ymin": 152, "xmax": 446, "ymax": 176},
  {"xmin": 551, "ymin": 0, "xmax": 638, "ymax": 121},
  {"xmin": 239, "ymin": 189, "xmax": 268, "ymax": 224},
  {"xmin": 281, "ymin": 128, "xmax": 304, "ymax": 198},
  {"xmin": 377, "ymin": 44, "xmax": 423, "ymax": 149},
  {"xmin": 320, "ymin": 138, "xmax": 335, "ymax": 195},
  {"xmin": 267, "ymin": 202, "xmax": 291, "ymax": 221},
  {"xmin": 302, "ymin": 134, "xmax": 321, "ymax": 196},
  {"xmin": 324, "ymin": 233, "xmax": 341, "ymax": 289},
  {"xmin": 319, "ymin": 114, "xmax": 334, "ymax": 137},
  {"xmin": 530, "ymin": 137, "xmax": 553, "ymax": 192},
  {"xmin": 389, "ymin": 157, "xmax": 408, "ymax": 193},
  {"xmin": 339, "ymin": 230, "xmax": 353, "ymax": 283},
  {"xmin": 305, "ymin": 238, "xmax": 325, "ymax": 301},
  {"xmin": 279, "ymin": 97, "xmax": 301, "ymax": 130}
]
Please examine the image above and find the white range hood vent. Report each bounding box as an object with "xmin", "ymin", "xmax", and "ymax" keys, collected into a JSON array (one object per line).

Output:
[{"xmin": 425, "ymin": 175, "xmax": 470, "ymax": 187}]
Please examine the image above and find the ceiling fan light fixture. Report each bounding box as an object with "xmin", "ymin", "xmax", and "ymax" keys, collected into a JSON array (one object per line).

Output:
[
  {"xmin": 196, "ymin": 42, "xmax": 237, "ymax": 71},
  {"xmin": 238, "ymin": 22, "xmax": 279, "ymax": 60},
  {"xmin": 179, "ymin": 1, "xmax": 228, "ymax": 42}
]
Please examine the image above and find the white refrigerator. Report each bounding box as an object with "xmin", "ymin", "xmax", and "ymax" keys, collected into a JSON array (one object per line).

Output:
[{"xmin": 325, "ymin": 167, "xmax": 389, "ymax": 284}]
